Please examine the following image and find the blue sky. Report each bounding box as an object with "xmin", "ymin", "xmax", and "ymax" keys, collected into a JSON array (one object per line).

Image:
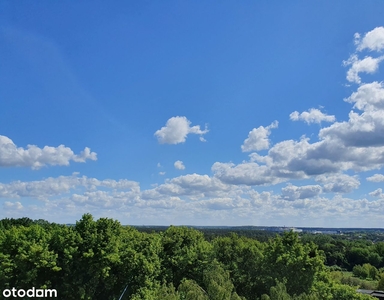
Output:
[{"xmin": 1, "ymin": 1, "xmax": 384, "ymax": 227}]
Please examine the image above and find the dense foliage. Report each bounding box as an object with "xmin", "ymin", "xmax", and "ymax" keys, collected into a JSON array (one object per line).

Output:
[{"xmin": 0, "ymin": 215, "xmax": 382, "ymax": 299}]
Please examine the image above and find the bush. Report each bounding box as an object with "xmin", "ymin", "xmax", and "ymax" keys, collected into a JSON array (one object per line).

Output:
[{"xmin": 353, "ymin": 265, "xmax": 369, "ymax": 279}]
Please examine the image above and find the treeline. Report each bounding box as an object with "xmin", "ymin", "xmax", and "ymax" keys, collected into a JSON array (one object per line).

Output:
[
  {"xmin": 300, "ymin": 234, "xmax": 384, "ymax": 271},
  {"xmin": 137, "ymin": 226, "xmax": 384, "ymax": 271},
  {"xmin": 0, "ymin": 215, "xmax": 383, "ymax": 299}
]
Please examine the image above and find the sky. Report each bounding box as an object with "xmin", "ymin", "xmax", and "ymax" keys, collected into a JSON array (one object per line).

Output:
[{"xmin": 1, "ymin": 1, "xmax": 384, "ymax": 227}]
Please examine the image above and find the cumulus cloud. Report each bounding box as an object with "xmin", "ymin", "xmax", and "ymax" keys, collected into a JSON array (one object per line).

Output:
[
  {"xmin": 343, "ymin": 55, "xmax": 384, "ymax": 84},
  {"xmin": 214, "ymin": 121, "xmax": 384, "ymax": 187},
  {"xmin": 281, "ymin": 184, "xmax": 322, "ymax": 201},
  {"xmin": 355, "ymin": 27, "xmax": 384, "ymax": 52},
  {"xmin": 2, "ymin": 173, "xmax": 384, "ymax": 227},
  {"xmin": 213, "ymin": 71, "xmax": 384, "ymax": 186},
  {"xmin": 5, "ymin": 28, "xmax": 384, "ymax": 227},
  {"xmin": 319, "ymin": 84, "xmax": 384, "ymax": 148},
  {"xmin": 0, "ymin": 135, "xmax": 97, "ymax": 169},
  {"xmin": 345, "ymin": 81, "xmax": 384, "ymax": 111},
  {"xmin": 0, "ymin": 173, "xmax": 139, "ymax": 200},
  {"xmin": 344, "ymin": 27, "xmax": 384, "ymax": 84},
  {"xmin": 366, "ymin": 174, "xmax": 384, "ymax": 182},
  {"xmin": 289, "ymin": 108, "xmax": 336, "ymax": 124},
  {"xmin": 200, "ymin": 197, "xmax": 249, "ymax": 210},
  {"xmin": 315, "ymin": 174, "xmax": 360, "ymax": 193},
  {"xmin": 154, "ymin": 116, "xmax": 208, "ymax": 144},
  {"xmin": 241, "ymin": 121, "xmax": 278, "ymax": 152},
  {"xmin": 174, "ymin": 160, "xmax": 185, "ymax": 170},
  {"xmin": 212, "ymin": 161, "xmax": 286, "ymax": 186},
  {"xmin": 369, "ymin": 188, "xmax": 384, "ymax": 198},
  {"xmin": 141, "ymin": 173, "xmax": 237, "ymax": 200},
  {"xmin": 3, "ymin": 201, "xmax": 23, "ymax": 210}
]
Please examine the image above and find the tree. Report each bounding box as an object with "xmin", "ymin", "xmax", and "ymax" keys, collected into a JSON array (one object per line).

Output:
[
  {"xmin": 212, "ymin": 233, "xmax": 264, "ymax": 299},
  {"xmin": 202, "ymin": 260, "xmax": 244, "ymax": 300},
  {"xmin": 178, "ymin": 279, "xmax": 209, "ymax": 300},
  {"xmin": 377, "ymin": 273, "xmax": 384, "ymax": 290},
  {"xmin": 160, "ymin": 226, "xmax": 213, "ymax": 288},
  {"xmin": 330, "ymin": 283, "xmax": 374, "ymax": 300},
  {"xmin": 347, "ymin": 247, "xmax": 371, "ymax": 268},
  {"xmin": 261, "ymin": 231, "xmax": 325, "ymax": 296},
  {"xmin": 71, "ymin": 214, "xmax": 162, "ymax": 299},
  {"xmin": 0, "ymin": 225, "xmax": 61, "ymax": 291}
]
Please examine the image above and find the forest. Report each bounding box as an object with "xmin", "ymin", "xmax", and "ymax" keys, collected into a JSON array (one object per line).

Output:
[{"xmin": 0, "ymin": 214, "xmax": 384, "ymax": 299}]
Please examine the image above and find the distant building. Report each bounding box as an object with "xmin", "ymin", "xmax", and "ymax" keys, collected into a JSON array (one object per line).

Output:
[{"xmin": 281, "ymin": 227, "xmax": 303, "ymax": 233}]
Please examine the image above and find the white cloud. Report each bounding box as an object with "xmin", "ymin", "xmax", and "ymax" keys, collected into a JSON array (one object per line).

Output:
[
  {"xmin": 2, "ymin": 173, "xmax": 384, "ymax": 227},
  {"xmin": 212, "ymin": 161, "xmax": 286, "ymax": 186},
  {"xmin": 366, "ymin": 174, "xmax": 384, "ymax": 182},
  {"xmin": 289, "ymin": 108, "xmax": 336, "ymax": 124},
  {"xmin": 0, "ymin": 135, "xmax": 97, "ymax": 169},
  {"xmin": 136, "ymin": 197, "xmax": 182, "ymax": 210},
  {"xmin": 0, "ymin": 173, "xmax": 139, "ymax": 200},
  {"xmin": 154, "ymin": 116, "xmax": 208, "ymax": 144},
  {"xmin": 281, "ymin": 184, "xmax": 322, "ymax": 201},
  {"xmin": 214, "ymin": 81, "xmax": 384, "ymax": 184},
  {"xmin": 345, "ymin": 81, "xmax": 384, "ymax": 111},
  {"xmin": 3, "ymin": 201, "xmax": 23, "ymax": 210},
  {"xmin": 174, "ymin": 160, "xmax": 185, "ymax": 170},
  {"xmin": 369, "ymin": 188, "xmax": 384, "ymax": 198},
  {"xmin": 214, "ymin": 120, "xmax": 384, "ymax": 186},
  {"xmin": 343, "ymin": 55, "xmax": 384, "ymax": 84},
  {"xmin": 199, "ymin": 197, "xmax": 250, "ymax": 210},
  {"xmin": 320, "ymin": 90, "xmax": 384, "ymax": 148},
  {"xmin": 344, "ymin": 27, "xmax": 384, "ymax": 84},
  {"xmin": 159, "ymin": 172, "xmax": 166, "ymax": 176},
  {"xmin": 356, "ymin": 27, "xmax": 384, "ymax": 52},
  {"xmin": 4, "ymin": 28, "xmax": 384, "ymax": 227},
  {"xmin": 241, "ymin": 121, "xmax": 278, "ymax": 152},
  {"xmin": 315, "ymin": 174, "xmax": 360, "ymax": 193},
  {"xmin": 141, "ymin": 173, "xmax": 238, "ymax": 200}
]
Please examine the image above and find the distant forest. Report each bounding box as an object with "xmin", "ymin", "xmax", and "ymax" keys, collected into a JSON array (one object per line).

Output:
[{"xmin": 1, "ymin": 215, "xmax": 384, "ymax": 299}]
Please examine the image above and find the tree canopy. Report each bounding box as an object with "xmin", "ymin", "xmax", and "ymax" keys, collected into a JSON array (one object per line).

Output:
[{"xmin": 0, "ymin": 215, "xmax": 382, "ymax": 299}]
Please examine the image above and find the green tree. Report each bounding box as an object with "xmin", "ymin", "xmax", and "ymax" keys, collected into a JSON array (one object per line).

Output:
[
  {"xmin": 160, "ymin": 226, "xmax": 213, "ymax": 288},
  {"xmin": 202, "ymin": 260, "xmax": 244, "ymax": 300},
  {"xmin": 377, "ymin": 273, "xmax": 384, "ymax": 290},
  {"xmin": 0, "ymin": 225, "xmax": 61, "ymax": 290},
  {"xmin": 178, "ymin": 279, "xmax": 209, "ymax": 300},
  {"xmin": 119, "ymin": 228, "xmax": 162, "ymax": 297},
  {"xmin": 347, "ymin": 247, "xmax": 371, "ymax": 268},
  {"xmin": 0, "ymin": 217, "xmax": 34, "ymax": 229},
  {"xmin": 330, "ymin": 283, "xmax": 374, "ymax": 300},
  {"xmin": 261, "ymin": 231, "xmax": 325, "ymax": 296},
  {"xmin": 267, "ymin": 281, "xmax": 292, "ymax": 300},
  {"xmin": 153, "ymin": 283, "xmax": 180, "ymax": 300},
  {"xmin": 212, "ymin": 233, "xmax": 264, "ymax": 299},
  {"xmin": 70, "ymin": 214, "xmax": 162, "ymax": 299},
  {"xmin": 353, "ymin": 265, "xmax": 369, "ymax": 279}
]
